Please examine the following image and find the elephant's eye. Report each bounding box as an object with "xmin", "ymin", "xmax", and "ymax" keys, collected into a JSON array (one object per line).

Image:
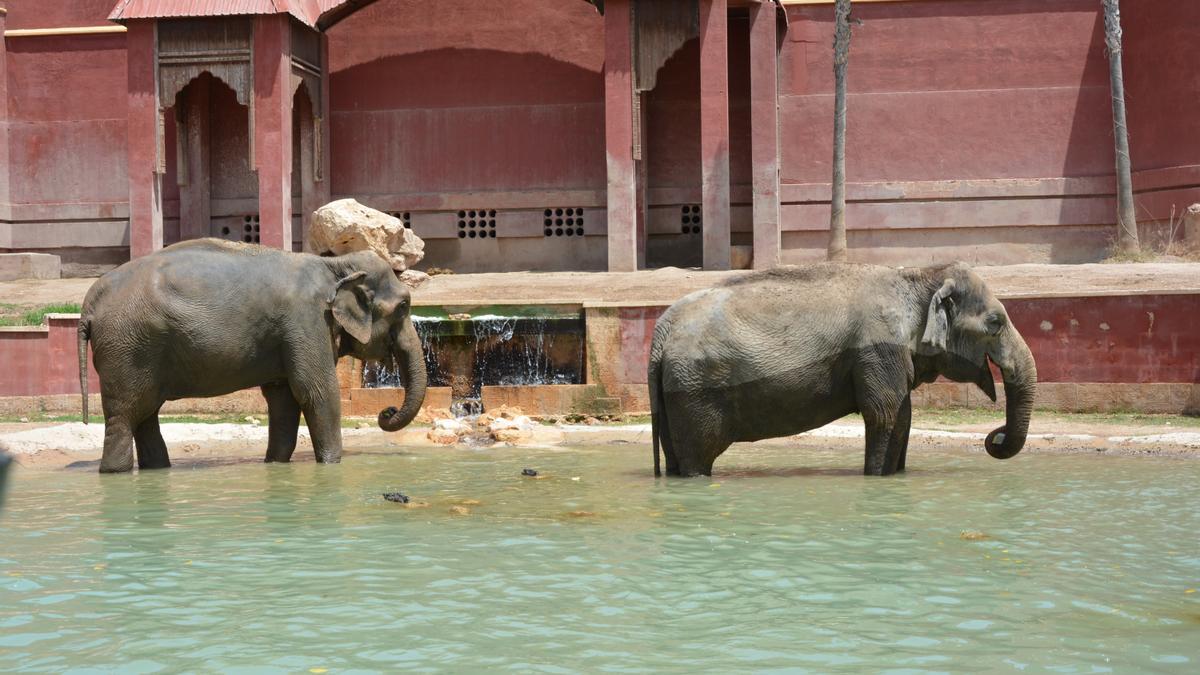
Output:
[{"xmin": 984, "ymin": 312, "xmax": 1006, "ymax": 335}]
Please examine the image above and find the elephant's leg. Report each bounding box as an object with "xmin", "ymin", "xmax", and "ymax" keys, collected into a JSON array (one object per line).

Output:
[
  {"xmin": 665, "ymin": 393, "xmax": 727, "ymax": 477},
  {"xmin": 99, "ymin": 413, "xmax": 136, "ymax": 473},
  {"xmin": 294, "ymin": 377, "xmax": 344, "ymax": 464},
  {"xmin": 854, "ymin": 353, "xmax": 910, "ymax": 477},
  {"xmin": 262, "ymin": 383, "xmax": 301, "ymax": 463},
  {"xmin": 888, "ymin": 395, "xmax": 912, "ymax": 473},
  {"xmin": 134, "ymin": 409, "xmax": 171, "ymax": 470}
]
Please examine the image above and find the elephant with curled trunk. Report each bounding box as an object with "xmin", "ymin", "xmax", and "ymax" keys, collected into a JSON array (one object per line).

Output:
[
  {"xmin": 78, "ymin": 238, "xmax": 427, "ymax": 473},
  {"xmin": 648, "ymin": 262, "xmax": 1037, "ymax": 477}
]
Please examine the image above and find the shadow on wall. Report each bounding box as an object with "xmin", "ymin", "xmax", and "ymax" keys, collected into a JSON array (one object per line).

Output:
[
  {"xmin": 330, "ymin": 47, "xmax": 602, "ymax": 110},
  {"xmin": 1059, "ymin": 10, "xmax": 1118, "ymax": 252},
  {"xmin": 328, "ymin": 48, "xmax": 606, "ymax": 195}
]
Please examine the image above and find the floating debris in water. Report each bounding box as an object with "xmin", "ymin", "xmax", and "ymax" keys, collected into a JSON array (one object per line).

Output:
[
  {"xmin": 521, "ymin": 468, "xmax": 538, "ymax": 477},
  {"xmin": 383, "ymin": 493, "xmax": 410, "ymax": 504},
  {"xmin": 960, "ymin": 531, "xmax": 992, "ymax": 541}
]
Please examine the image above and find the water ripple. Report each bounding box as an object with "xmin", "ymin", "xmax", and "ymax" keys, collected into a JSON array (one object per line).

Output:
[{"xmin": 1, "ymin": 445, "xmax": 1198, "ymax": 671}]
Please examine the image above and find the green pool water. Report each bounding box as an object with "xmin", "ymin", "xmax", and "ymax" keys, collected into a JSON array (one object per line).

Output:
[{"xmin": 1, "ymin": 445, "xmax": 1197, "ymax": 672}]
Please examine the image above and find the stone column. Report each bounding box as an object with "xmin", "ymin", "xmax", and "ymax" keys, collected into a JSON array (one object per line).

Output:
[
  {"xmin": 126, "ymin": 20, "xmax": 163, "ymax": 258},
  {"xmin": 178, "ymin": 75, "xmax": 211, "ymax": 242},
  {"xmin": 699, "ymin": 0, "xmax": 731, "ymax": 270},
  {"xmin": 253, "ymin": 14, "xmax": 294, "ymax": 251},
  {"xmin": 749, "ymin": 1, "xmax": 781, "ymax": 269},
  {"xmin": 0, "ymin": 2, "xmax": 11, "ymax": 220},
  {"xmin": 604, "ymin": 0, "xmax": 638, "ymax": 272}
]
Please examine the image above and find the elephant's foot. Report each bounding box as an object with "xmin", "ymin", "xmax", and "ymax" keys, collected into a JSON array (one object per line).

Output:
[
  {"xmin": 98, "ymin": 460, "xmax": 135, "ymax": 474},
  {"xmin": 314, "ymin": 451, "xmax": 342, "ymax": 464}
]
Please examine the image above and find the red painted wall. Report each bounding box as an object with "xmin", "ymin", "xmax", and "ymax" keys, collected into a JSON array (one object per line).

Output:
[
  {"xmin": 325, "ymin": 0, "xmax": 606, "ymax": 197},
  {"xmin": 0, "ymin": 317, "xmax": 99, "ymax": 397},
  {"xmin": 2, "ymin": 0, "xmax": 1197, "ymax": 269}
]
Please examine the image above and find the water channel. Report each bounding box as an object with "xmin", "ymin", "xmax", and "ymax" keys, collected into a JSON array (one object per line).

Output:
[{"xmin": 2, "ymin": 445, "xmax": 1197, "ymax": 671}]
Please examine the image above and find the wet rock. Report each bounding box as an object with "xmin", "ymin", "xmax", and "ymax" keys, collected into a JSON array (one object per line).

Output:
[
  {"xmin": 428, "ymin": 427, "xmax": 460, "ymax": 445},
  {"xmin": 383, "ymin": 492, "xmax": 410, "ymax": 504},
  {"xmin": 415, "ymin": 406, "xmax": 454, "ymax": 425},
  {"xmin": 521, "ymin": 468, "xmax": 538, "ymax": 477},
  {"xmin": 428, "ymin": 417, "xmax": 471, "ymax": 445},
  {"xmin": 490, "ymin": 415, "xmax": 535, "ymax": 443},
  {"xmin": 308, "ymin": 198, "xmax": 425, "ymax": 272},
  {"xmin": 959, "ymin": 531, "xmax": 992, "ymax": 541},
  {"xmin": 448, "ymin": 505, "xmax": 471, "ymax": 516}
]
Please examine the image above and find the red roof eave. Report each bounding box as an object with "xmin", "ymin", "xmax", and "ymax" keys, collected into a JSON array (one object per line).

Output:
[{"xmin": 108, "ymin": 0, "xmax": 323, "ymax": 28}]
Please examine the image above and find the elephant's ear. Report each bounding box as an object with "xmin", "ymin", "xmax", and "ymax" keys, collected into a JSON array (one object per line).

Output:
[
  {"xmin": 919, "ymin": 278, "xmax": 956, "ymax": 354},
  {"xmin": 329, "ymin": 271, "xmax": 374, "ymax": 344}
]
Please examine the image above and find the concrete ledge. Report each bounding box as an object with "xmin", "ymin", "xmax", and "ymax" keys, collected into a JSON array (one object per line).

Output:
[
  {"xmin": 481, "ymin": 385, "xmax": 621, "ymax": 416},
  {"xmin": 0, "ymin": 253, "xmax": 60, "ymax": 281},
  {"xmin": 346, "ymin": 387, "xmax": 453, "ymax": 416}
]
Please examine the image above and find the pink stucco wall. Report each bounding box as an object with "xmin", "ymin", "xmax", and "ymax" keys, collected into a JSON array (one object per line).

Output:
[{"xmin": 1, "ymin": 0, "xmax": 1198, "ymax": 269}]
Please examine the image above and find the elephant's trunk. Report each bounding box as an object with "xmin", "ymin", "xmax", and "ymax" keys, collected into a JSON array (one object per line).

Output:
[
  {"xmin": 378, "ymin": 318, "xmax": 428, "ymax": 432},
  {"xmin": 985, "ymin": 326, "xmax": 1037, "ymax": 459}
]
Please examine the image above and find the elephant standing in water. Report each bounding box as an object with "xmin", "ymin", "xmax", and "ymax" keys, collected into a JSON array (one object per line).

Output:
[
  {"xmin": 648, "ymin": 263, "xmax": 1036, "ymax": 477},
  {"xmin": 78, "ymin": 238, "xmax": 428, "ymax": 473}
]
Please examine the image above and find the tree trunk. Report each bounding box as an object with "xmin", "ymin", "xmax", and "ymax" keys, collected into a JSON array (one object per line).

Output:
[
  {"xmin": 828, "ymin": 0, "xmax": 852, "ymax": 262},
  {"xmin": 1102, "ymin": 0, "xmax": 1140, "ymax": 255}
]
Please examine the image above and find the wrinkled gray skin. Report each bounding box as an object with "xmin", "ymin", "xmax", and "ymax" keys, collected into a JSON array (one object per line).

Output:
[
  {"xmin": 78, "ymin": 238, "xmax": 427, "ymax": 473},
  {"xmin": 648, "ymin": 263, "xmax": 1037, "ymax": 477}
]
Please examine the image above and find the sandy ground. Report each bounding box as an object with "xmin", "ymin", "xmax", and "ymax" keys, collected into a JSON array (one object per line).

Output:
[
  {"xmin": 2, "ymin": 262, "xmax": 1198, "ymax": 309},
  {"xmin": 3, "ymin": 418, "xmax": 1197, "ymax": 472}
]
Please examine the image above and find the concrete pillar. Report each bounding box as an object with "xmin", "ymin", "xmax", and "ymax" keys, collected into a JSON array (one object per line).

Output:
[
  {"xmin": 126, "ymin": 20, "xmax": 164, "ymax": 258},
  {"xmin": 749, "ymin": 1, "xmax": 781, "ymax": 269},
  {"xmin": 0, "ymin": 2, "xmax": 11, "ymax": 219},
  {"xmin": 179, "ymin": 75, "xmax": 211, "ymax": 242},
  {"xmin": 699, "ymin": 0, "xmax": 731, "ymax": 270},
  {"xmin": 315, "ymin": 34, "xmax": 332, "ymax": 238},
  {"xmin": 604, "ymin": 0, "xmax": 638, "ymax": 272},
  {"xmin": 253, "ymin": 14, "xmax": 294, "ymax": 251}
]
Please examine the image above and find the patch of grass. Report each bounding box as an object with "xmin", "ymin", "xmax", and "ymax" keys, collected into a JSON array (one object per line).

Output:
[{"xmin": 0, "ymin": 302, "xmax": 81, "ymax": 327}]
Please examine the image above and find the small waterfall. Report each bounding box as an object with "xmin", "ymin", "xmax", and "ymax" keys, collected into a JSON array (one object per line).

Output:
[{"xmin": 362, "ymin": 312, "xmax": 585, "ymax": 417}]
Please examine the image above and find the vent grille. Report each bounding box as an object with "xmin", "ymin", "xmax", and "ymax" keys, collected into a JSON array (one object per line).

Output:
[
  {"xmin": 457, "ymin": 209, "xmax": 497, "ymax": 239},
  {"xmin": 219, "ymin": 215, "xmax": 261, "ymax": 243},
  {"xmin": 388, "ymin": 211, "xmax": 412, "ymax": 229},
  {"xmin": 681, "ymin": 205, "xmax": 701, "ymax": 235},
  {"xmin": 543, "ymin": 207, "xmax": 586, "ymax": 237}
]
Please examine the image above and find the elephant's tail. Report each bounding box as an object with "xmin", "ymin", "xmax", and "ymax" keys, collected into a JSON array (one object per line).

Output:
[
  {"xmin": 648, "ymin": 324, "xmax": 671, "ymax": 478},
  {"xmin": 77, "ymin": 319, "xmax": 89, "ymax": 424}
]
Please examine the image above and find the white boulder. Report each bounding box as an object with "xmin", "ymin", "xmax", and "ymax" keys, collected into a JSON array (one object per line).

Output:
[
  {"xmin": 308, "ymin": 198, "xmax": 425, "ymax": 272},
  {"xmin": 489, "ymin": 415, "xmax": 536, "ymax": 443}
]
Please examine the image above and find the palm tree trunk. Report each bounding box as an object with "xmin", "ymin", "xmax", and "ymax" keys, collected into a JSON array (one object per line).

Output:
[
  {"xmin": 1102, "ymin": 0, "xmax": 1140, "ymax": 254},
  {"xmin": 828, "ymin": 0, "xmax": 852, "ymax": 262}
]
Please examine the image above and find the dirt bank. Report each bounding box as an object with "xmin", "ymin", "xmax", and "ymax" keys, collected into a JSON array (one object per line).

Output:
[{"xmin": 3, "ymin": 418, "xmax": 1196, "ymax": 472}]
